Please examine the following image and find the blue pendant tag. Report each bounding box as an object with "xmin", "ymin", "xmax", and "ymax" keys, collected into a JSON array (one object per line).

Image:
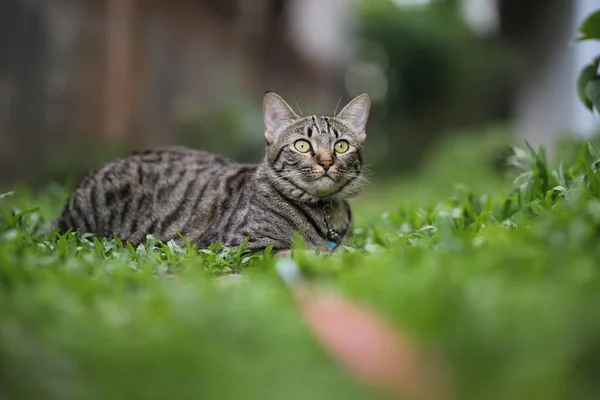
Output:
[{"xmin": 327, "ymin": 240, "xmax": 338, "ymax": 250}]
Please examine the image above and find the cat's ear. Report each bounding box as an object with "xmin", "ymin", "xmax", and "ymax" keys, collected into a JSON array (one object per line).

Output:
[
  {"xmin": 336, "ymin": 93, "xmax": 371, "ymax": 141},
  {"xmin": 263, "ymin": 92, "xmax": 299, "ymax": 144}
]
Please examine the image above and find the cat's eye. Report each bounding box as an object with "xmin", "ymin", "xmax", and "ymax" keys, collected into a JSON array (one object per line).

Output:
[
  {"xmin": 294, "ymin": 139, "xmax": 312, "ymax": 153},
  {"xmin": 334, "ymin": 140, "xmax": 349, "ymax": 153}
]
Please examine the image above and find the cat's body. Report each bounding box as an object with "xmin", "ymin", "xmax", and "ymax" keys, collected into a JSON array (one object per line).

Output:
[
  {"xmin": 55, "ymin": 92, "xmax": 371, "ymax": 252},
  {"xmin": 56, "ymin": 146, "xmax": 352, "ymax": 251}
]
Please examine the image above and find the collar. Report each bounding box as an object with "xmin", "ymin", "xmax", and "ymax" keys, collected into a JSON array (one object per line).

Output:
[{"xmin": 319, "ymin": 200, "xmax": 341, "ymax": 251}]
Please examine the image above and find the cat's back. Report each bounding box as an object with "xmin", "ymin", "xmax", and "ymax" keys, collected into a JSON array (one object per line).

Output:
[
  {"xmin": 129, "ymin": 146, "xmax": 233, "ymax": 169},
  {"xmin": 57, "ymin": 146, "xmax": 256, "ymax": 244},
  {"xmin": 86, "ymin": 146, "xmax": 236, "ymax": 194}
]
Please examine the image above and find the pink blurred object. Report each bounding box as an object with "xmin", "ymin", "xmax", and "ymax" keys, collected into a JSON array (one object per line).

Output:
[
  {"xmin": 274, "ymin": 258, "xmax": 449, "ymax": 399},
  {"xmin": 293, "ymin": 285, "xmax": 448, "ymax": 400}
]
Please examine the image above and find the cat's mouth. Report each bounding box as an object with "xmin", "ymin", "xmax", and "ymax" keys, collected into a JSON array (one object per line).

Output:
[
  {"xmin": 319, "ymin": 173, "xmax": 335, "ymax": 181},
  {"xmin": 307, "ymin": 174, "xmax": 340, "ymax": 194}
]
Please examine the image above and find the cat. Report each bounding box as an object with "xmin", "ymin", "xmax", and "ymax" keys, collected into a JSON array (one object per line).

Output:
[{"xmin": 53, "ymin": 92, "xmax": 371, "ymax": 253}]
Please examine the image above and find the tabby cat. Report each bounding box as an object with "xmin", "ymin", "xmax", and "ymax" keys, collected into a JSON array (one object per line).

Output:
[{"xmin": 54, "ymin": 92, "xmax": 371, "ymax": 253}]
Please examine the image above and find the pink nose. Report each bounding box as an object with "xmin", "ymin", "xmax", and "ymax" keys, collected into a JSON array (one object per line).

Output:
[{"xmin": 319, "ymin": 160, "xmax": 333, "ymax": 171}]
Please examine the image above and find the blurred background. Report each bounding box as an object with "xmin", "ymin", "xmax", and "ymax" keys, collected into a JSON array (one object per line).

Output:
[{"xmin": 0, "ymin": 0, "xmax": 599, "ymax": 188}]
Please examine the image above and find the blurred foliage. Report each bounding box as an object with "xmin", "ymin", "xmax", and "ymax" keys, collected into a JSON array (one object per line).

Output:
[
  {"xmin": 32, "ymin": 93, "xmax": 266, "ymax": 191},
  {"xmin": 577, "ymin": 8, "xmax": 600, "ymax": 42},
  {"xmin": 577, "ymin": 8, "xmax": 600, "ymax": 113},
  {"xmin": 0, "ymin": 0, "xmax": 521, "ymax": 189},
  {"xmin": 3, "ymin": 132, "xmax": 600, "ymax": 399},
  {"xmin": 353, "ymin": 0, "xmax": 516, "ymax": 172},
  {"xmin": 177, "ymin": 95, "xmax": 265, "ymax": 164},
  {"xmin": 43, "ymin": 140, "xmax": 138, "ymax": 190}
]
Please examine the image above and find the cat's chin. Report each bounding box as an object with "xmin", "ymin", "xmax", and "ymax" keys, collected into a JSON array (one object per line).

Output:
[{"xmin": 307, "ymin": 177, "xmax": 341, "ymax": 198}]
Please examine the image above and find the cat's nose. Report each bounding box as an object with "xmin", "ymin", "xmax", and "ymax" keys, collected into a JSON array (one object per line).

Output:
[
  {"xmin": 319, "ymin": 160, "xmax": 333, "ymax": 171},
  {"xmin": 316, "ymin": 150, "xmax": 334, "ymax": 171}
]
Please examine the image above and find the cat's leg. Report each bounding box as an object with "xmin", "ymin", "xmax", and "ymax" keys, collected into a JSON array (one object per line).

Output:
[{"xmin": 243, "ymin": 236, "xmax": 293, "ymax": 257}]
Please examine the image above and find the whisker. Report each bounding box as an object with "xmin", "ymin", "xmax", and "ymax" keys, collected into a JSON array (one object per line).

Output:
[
  {"xmin": 333, "ymin": 96, "xmax": 342, "ymax": 116},
  {"xmin": 293, "ymin": 100, "xmax": 304, "ymax": 116},
  {"xmin": 358, "ymin": 174, "xmax": 375, "ymax": 184},
  {"xmin": 358, "ymin": 166, "xmax": 377, "ymax": 176},
  {"xmin": 339, "ymin": 172, "xmax": 375, "ymax": 188},
  {"xmin": 356, "ymin": 176, "xmax": 375, "ymax": 186},
  {"xmin": 358, "ymin": 170, "xmax": 376, "ymax": 179}
]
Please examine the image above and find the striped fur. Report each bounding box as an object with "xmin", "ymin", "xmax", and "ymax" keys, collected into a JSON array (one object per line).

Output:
[{"xmin": 55, "ymin": 92, "xmax": 371, "ymax": 252}]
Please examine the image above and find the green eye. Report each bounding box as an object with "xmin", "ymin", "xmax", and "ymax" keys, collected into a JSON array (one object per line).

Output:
[
  {"xmin": 294, "ymin": 140, "xmax": 312, "ymax": 153},
  {"xmin": 334, "ymin": 140, "xmax": 349, "ymax": 153}
]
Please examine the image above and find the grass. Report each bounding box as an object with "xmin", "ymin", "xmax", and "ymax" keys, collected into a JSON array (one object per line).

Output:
[{"xmin": 2, "ymin": 132, "xmax": 600, "ymax": 400}]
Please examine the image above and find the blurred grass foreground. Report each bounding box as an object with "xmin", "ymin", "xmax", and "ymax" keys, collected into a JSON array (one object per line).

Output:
[{"xmin": 2, "ymin": 132, "xmax": 600, "ymax": 400}]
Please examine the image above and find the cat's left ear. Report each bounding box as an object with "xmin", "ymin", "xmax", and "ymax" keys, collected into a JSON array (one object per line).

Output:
[
  {"xmin": 336, "ymin": 93, "xmax": 371, "ymax": 142},
  {"xmin": 263, "ymin": 92, "xmax": 299, "ymax": 144}
]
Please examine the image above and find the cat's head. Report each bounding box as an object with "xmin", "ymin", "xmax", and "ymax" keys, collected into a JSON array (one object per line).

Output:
[{"xmin": 262, "ymin": 92, "xmax": 370, "ymax": 202}]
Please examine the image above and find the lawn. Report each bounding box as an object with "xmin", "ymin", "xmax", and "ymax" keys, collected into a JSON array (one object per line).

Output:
[{"xmin": 2, "ymin": 132, "xmax": 600, "ymax": 400}]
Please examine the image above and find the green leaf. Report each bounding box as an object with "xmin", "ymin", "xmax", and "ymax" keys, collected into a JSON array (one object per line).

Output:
[
  {"xmin": 586, "ymin": 77, "xmax": 600, "ymax": 113},
  {"xmin": 588, "ymin": 142, "xmax": 599, "ymax": 159},
  {"xmin": 578, "ymin": 64, "xmax": 598, "ymax": 110},
  {"xmin": 580, "ymin": 143, "xmax": 600, "ymax": 196},
  {"xmin": 93, "ymin": 237, "xmax": 104, "ymax": 254},
  {"xmin": 525, "ymin": 142, "xmax": 552, "ymax": 195},
  {"xmin": 0, "ymin": 210, "xmax": 15, "ymax": 225},
  {"xmin": 263, "ymin": 244, "xmax": 273, "ymax": 259},
  {"xmin": 0, "ymin": 191, "xmax": 16, "ymax": 200},
  {"xmin": 577, "ymin": 9, "xmax": 600, "ymax": 41},
  {"xmin": 136, "ymin": 243, "xmax": 146, "ymax": 257}
]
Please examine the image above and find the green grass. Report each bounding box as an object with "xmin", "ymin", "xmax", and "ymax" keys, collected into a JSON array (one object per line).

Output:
[{"xmin": 2, "ymin": 133, "xmax": 600, "ymax": 400}]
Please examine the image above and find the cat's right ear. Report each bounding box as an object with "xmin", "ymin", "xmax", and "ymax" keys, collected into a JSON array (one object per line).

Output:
[{"xmin": 263, "ymin": 92, "xmax": 299, "ymax": 144}]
